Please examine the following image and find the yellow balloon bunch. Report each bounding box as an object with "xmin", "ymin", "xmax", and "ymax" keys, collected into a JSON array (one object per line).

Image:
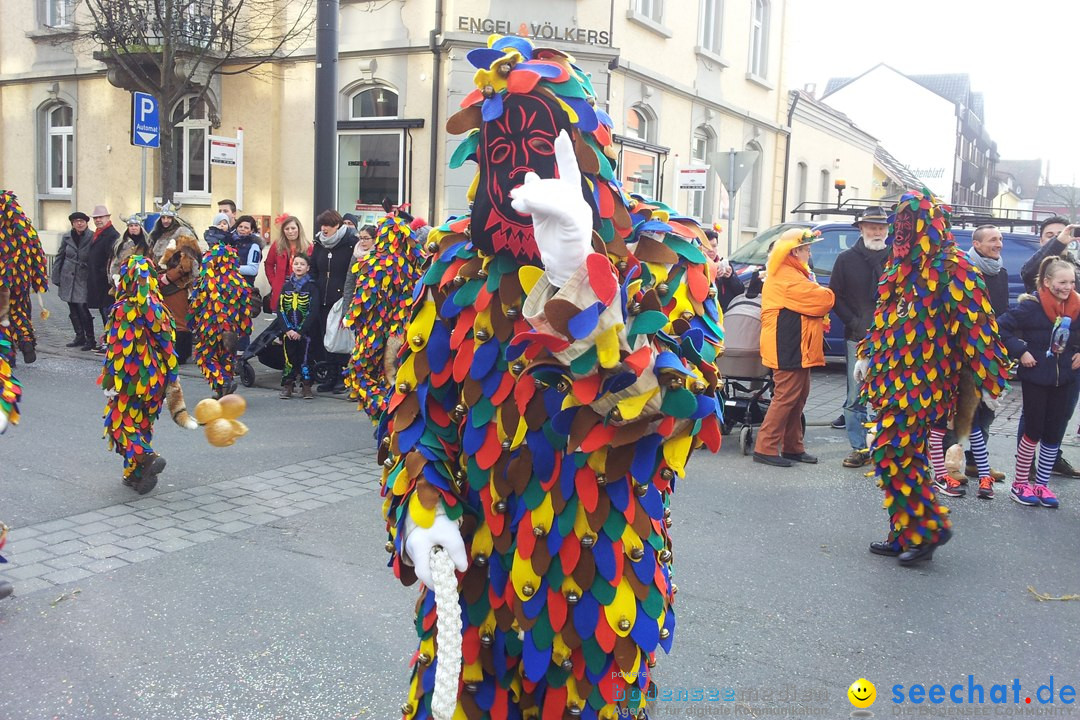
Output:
[{"xmin": 193, "ymin": 394, "xmax": 248, "ymax": 447}]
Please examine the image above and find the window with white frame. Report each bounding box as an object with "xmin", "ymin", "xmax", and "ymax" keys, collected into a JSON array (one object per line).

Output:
[
  {"xmin": 350, "ymin": 86, "xmax": 399, "ymax": 120},
  {"xmin": 336, "ymin": 131, "xmax": 404, "ymax": 213},
  {"xmin": 44, "ymin": 0, "xmax": 73, "ymax": 27},
  {"xmin": 700, "ymin": 0, "xmax": 723, "ymax": 54},
  {"xmin": 46, "ymin": 104, "xmax": 74, "ymax": 194},
  {"xmin": 636, "ymin": 0, "xmax": 663, "ymax": 23},
  {"xmin": 739, "ymin": 142, "xmax": 762, "ymax": 229},
  {"xmin": 626, "ymin": 107, "xmax": 649, "ymax": 142},
  {"xmin": 749, "ymin": 0, "xmax": 770, "ymax": 78},
  {"xmin": 690, "ymin": 128, "xmax": 714, "ymax": 220},
  {"xmin": 172, "ymin": 96, "xmax": 210, "ymax": 197},
  {"xmin": 621, "ymin": 107, "xmax": 661, "ymax": 200}
]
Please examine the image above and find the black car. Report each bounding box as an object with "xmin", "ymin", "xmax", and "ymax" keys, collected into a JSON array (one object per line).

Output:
[{"xmin": 728, "ymin": 221, "xmax": 1041, "ymax": 358}]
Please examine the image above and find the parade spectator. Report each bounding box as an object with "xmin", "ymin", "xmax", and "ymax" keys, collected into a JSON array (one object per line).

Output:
[
  {"xmin": 1017, "ymin": 215, "xmax": 1080, "ymax": 478},
  {"xmin": 108, "ymin": 216, "xmax": 150, "ymax": 286},
  {"xmin": 702, "ymin": 227, "xmax": 745, "ymax": 312},
  {"xmin": 829, "ymin": 206, "xmax": 890, "ymax": 468},
  {"xmin": 276, "ymin": 254, "xmax": 320, "ymax": 400},
  {"xmin": 341, "ymin": 224, "xmax": 377, "ymax": 311},
  {"xmin": 230, "ymin": 215, "xmax": 263, "ymax": 288},
  {"xmin": 310, "ymin": 209, "xmax": 358, "ymax": 393},
  {"xmin": 265, "ymin": 215, "xmax": 313, "ymax": 312},
  {"xmin": 754, "ymin": 228, "xmax": 836, "ymax": 467},
  {"xmin": 52, "ymin": 211, "xmax": 96, "ymax": 351},
  {"xmin": 87, "ymin": 206, "xmax": 118, "ymax": 335},
  {"xmin": 147, "ymin": 202, "xmax": 197, "ymax": 264},
  {"xmin": 216, "ymin": 199, "xmax": 238, "ymax": 231},
  {"xmin": 998, "ymin": 256, "xmax": 1080, "ymax": 509},
  {"xmin": 341, "ymin": 213, "xmax": 359, "ymax": 229}
]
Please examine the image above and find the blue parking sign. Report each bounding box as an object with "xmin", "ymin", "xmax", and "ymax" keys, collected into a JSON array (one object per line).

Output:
[{"xmin": 131, "ymin": 92, "xmax": 160, "ymax": 148}]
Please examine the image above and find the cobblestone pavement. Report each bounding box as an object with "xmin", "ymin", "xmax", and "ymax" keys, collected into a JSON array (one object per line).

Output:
[{"xmin": 4, "ymin": 450, "xmax": 380, "ymax": 596}]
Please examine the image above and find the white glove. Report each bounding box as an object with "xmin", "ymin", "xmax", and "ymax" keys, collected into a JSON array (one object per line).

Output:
[
  {"xmin": 0, "ymin": 412, "xmax": 9, "ymax": 434},
  {"xmin": 104, "ymin": 387, "xmax": 118, "ymax": 399},
  {"xmin": 404, "ymin": 511, "xmax": 468, "ymax": 589},
  {"xmin": 853, "ymin": 357, "xmax": 870, "ymax": 384},
  {"xmin": 509, "ymin": 130, "xmax": 593, "ymax": 288},
  {"xmin": 982, "ymin": 392, "xmax": 1002, "ymax": 412}
]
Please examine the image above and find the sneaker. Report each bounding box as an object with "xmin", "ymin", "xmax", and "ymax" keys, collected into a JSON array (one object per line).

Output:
[
  {"xmin": 1010, "ymin": 482, "xmax": 1039, "ymax": 506},
  {"xmin": 934, "ymin": 475, "xmax": 966, "ymax": 498},
  {"xmin": 1051, "ymin": 456, "xmax": 1080, "ymax": 478},
  {"xmin": 831, "ymin": 414, "xmax": 846, "ymax": 429},
  {"xmin": 976, "ymin": 476, "xmax": 995, "ymax": 499},
  {"xmin": 1031, "ymin": 484, "xmax": 1059, "ymax": 509},
  {"xmin": 843, "ymin": 449, "xmax": 871, "ymax": 468}
]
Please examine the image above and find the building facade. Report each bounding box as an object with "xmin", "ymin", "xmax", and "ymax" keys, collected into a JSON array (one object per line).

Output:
[
  {"xmin": 822, "ymin": 65, "xmax": 998, "ymax": 209},
  {"xmin": 1, "ymin": 0, "xmax": 792, "ymax": 254}
]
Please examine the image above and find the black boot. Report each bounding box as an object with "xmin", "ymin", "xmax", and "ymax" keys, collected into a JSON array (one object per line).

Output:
[
  {"xmin": 133, "ymin": 453, "xmax": 166, "ymax": 495},
  {"xmin": 19, "ymin": 341, "xmax": 35, "ymax": 364},
  {"xmin": 81, "ymin": 318, "xmax": 97, "ymax": 351},
  {"xmin": 66, "ymin": 313, "xmax": 84, "ymax": 347},
  {"xmin": 65, "ymin": 335, "xmax": 86, "ymax": 348}
]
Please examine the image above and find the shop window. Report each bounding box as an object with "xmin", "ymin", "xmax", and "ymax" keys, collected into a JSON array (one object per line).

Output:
[
  {"xmin": 749, "ymin": 0, "xmax": 770, "ymax": 78},
  {"xmin": 172, "ymin": 96, "xmax": 210, "ymax": 198},
  {"xmin": 337, "ymin": 131, "xmax": 403, "ymax": 219},
  {"xmin": 46, "ymin": 103, "xmax": 74, "ymax": 194},
  {"xmin": 350, "ymin": 87, "xmax": 399, "ymax": 120}
]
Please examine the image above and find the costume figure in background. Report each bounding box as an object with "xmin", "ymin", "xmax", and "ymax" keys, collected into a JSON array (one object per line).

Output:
[
  {"xmin": 0, "ymin": 277, "xmax": 21, "ymax": 434},
  {"xmin": 857, "ymin": 190, "xmax": 1008, "ymax": 565},
  {"xmin": 98, "ymin": 256, "xmax": 195, "ymax": 495},
  {"xmin": 148, "ymin": 201, "xmax": 199, "ymax": 263},
  {"xmin": 343, "ymin": 213, "xmax": 425, "ymax": 421},
  {"xmin": 159, "ymin": 233, "xmax": 203, "ymax": 364},
  {"xmin": 277, "ymin": 254, "xmax": 320, "ymax": 399},
  {"xmin": 377, "ymin": 36, "xmax": 724, "ymax": 720},
  {"xmin": 189, "ymin": 233, "xmax": 252, "ymax": 398},
  {"xmin": 0, "ymin": 190, "xmax": 49, "ymax": 365}
]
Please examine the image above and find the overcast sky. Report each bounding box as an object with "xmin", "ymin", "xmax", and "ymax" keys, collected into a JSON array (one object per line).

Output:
[{"xmin": 786, "ymin": 0, "xmax": 1078, "ymax": 184}]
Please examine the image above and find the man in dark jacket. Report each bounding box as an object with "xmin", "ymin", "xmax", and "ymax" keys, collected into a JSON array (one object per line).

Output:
[
  {"xmin": 1017, "ymin": 215, "xmax": 1080, "ymax": 477},
  {"xmin": 87, "ymin": 205, "xmax": 119, "ymax": 352},
  {"xmin": 52, "ymin": 211, "xmax": 96, "ymax": 350},
  {"xmin": 828, "ymin": 206, "xmax": 890, "ymax": 468},
  {"xmin": 310, "ymin": 209, "xmax": 358, "ymax": 393}
]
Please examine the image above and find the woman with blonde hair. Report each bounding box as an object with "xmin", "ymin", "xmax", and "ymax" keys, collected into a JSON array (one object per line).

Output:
[{"xmin": 264, "ymin": 214, "xmax": 312, "ymax": 312}]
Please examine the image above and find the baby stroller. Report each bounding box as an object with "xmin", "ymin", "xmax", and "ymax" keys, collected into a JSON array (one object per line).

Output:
[
  {"xmin": 717, "ymin": 294, "xmax": 803, "ymax": 455},
  {"xmin": 237, "ymin": 320, "xmax": 336, "ymax": 388}
]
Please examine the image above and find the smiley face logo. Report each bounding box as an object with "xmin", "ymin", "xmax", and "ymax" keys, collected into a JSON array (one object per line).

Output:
[{"xmin": 848, "ymin": 678, "xmax": 876, "ymax": 708}]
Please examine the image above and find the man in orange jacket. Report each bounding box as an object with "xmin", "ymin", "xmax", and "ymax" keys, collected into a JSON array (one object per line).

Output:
[{"xmin": 754, "ymin": 228, "xmax": 836, "ymax": 466}]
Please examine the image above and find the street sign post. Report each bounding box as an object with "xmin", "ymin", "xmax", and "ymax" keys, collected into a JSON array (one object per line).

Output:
[
  {"xmin": 708, "ymin": 148, "xmax": 759, "ymax": 256},
  {"xmin": 131, "ymin": 92, "xmax": 160, "ymax": 215}
]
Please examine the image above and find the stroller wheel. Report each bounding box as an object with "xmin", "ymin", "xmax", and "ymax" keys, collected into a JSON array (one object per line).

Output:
[
  {"xmin": 313, "ymin": 362, "xmax": 334, "ymax": 384},
  {"xmin": 240, "ymin": 361, "xmax": 256, "ymax": 388},
  {"xmin": 739, "ymin": 426, "xmax": 754, "ymax": 456}
]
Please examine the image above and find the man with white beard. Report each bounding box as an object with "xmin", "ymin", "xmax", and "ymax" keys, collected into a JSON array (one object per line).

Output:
[{"xmin": 829, "ymin": 206, "xmax": 891, "ymax": 468}]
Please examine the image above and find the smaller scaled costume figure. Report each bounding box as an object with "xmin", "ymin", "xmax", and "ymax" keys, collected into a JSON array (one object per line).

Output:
[
  {"xmin": 0, "ymin": 190, "xmax": 49, "ymax": 364},
  {"xmin": 98, "ymin": 256, "xmax": 179, "ymax": 494},
  {"xmin": 277, "ymin": 268, "xmax": 321, "ymax": 394},
  {"xmin": 343, "ymin": 213, "xmax": 425, "ymax": 421},
  {"xmin": 0, "ymin": 276, "xmax": 21, "ymax": 434},
  {"xmin": 189, "ymin": 239, "xmax": 252, "ymax": 398},
  {"xmin": 859, "ymin": 190, "xmax": 1009, "ymax": 564}
]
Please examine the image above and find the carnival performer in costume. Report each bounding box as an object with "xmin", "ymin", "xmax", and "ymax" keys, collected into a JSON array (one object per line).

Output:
[
  {"xmin": 376, "ymin": 36, "xmax": 725, "ymax": 720},
  {"xmin": 342, "ymin": 212, "xmax": 425, "ymax": 421},
  {"xmin": 189, "ymin": 226, "xmax": 252, "ymax": 398},
  {"xmin": 99, "ymin": 256, "xmax": 196, "ymax": 494},
  {"xmin": 0, "ymin": 277, "xmax": 21, "ymax": 434},
  {"xmin": 0, "ymin": 190, "xmax": 49, "ymax": 365},
  {"xmin": 856, "ymin": 190, "xmax": 1009, "ymax": 565}
]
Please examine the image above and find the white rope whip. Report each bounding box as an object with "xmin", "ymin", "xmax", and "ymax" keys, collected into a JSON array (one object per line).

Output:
[{"xmin": 429, "ymin": 546, "xmax": 463, "ymax": 720}]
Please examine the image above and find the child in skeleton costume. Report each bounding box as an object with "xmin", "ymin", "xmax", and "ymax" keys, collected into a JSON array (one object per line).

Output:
[
  {"xmin": 189, "ymin": 234, "xmax": 252, "ymax": 398},
  {"xmin": 277, "ymin": 254, "xmax": 320, "ymax": 399},
  {"xmin": 0, "ymin": 276, "xmax": 21, "ymax": 434},
  {"xmin": 343, "ymin": 213, "xmax": 425, "ymax": 421},
  {"xmin": 377, "ymin": 36, "xmax": 725, "ymax": 720},
  {"xmin": 99, "ymin": 256, "xmax": 195, "ymax": 494},
  {"xmin": 856, "ymin": 190, "xmax": 1009, "ymax": 565},
  {"xmin": 0, "ymin": 190, "xmax": 49, "ymax": 365}
]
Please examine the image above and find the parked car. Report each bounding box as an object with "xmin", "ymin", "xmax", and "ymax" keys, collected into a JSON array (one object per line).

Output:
[{"xmin": 728, "ymin": 221, "xmax": 1041, "ymax": 359}]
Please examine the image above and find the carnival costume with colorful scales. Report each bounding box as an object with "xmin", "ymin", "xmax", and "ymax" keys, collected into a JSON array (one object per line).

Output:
[
  {"xmin": 859, "ymin": 190, "xmax": 1009, "ymax": 555},
  {"xmin": 98, "ymin": 256, "xmax": 178, "ymax": 484},
  {"xmin": 343, "ymin": 213, "xmax": 426, "ymax": 421},
  {"xmin": 0, "ymin": 190, "xmax": 48, "ymax": 363},
  {"xmin": 189, "ymin": 242, "xmax": 252, "ymax": 397},
  {"xmin": 377, "ymin": 36, "xmax": 725, "ymax": 720},
  {"xmin": 0, "ymin": 272, "xmax": 21, "ymax": 433}
]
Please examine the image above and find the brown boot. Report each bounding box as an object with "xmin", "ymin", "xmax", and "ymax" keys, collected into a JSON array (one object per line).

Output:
[
  {"xmin": 280, "ymin": 382, "xmax": 295, "ymax": 399},
  {"xmin": 301, "ymin": 381, "xmax": 314, "ymax": 400},
  {"xmin": 133, "ymin": 453, "xmax": 166, "ymax": 495}
]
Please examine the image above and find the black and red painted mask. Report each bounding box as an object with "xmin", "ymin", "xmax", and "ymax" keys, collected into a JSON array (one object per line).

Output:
[
  {"xmin": 891, "ymin": 207, "xmax": 914, "ymax": 260},
  {"xmin": 471, "ymin": 93, "xmax": 573, "ymax": 261}
]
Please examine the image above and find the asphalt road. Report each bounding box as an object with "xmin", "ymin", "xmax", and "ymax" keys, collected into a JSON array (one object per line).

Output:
[{"xmin": 2, "ymin": 341, "xmax": 1080, "ymax": 719}]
